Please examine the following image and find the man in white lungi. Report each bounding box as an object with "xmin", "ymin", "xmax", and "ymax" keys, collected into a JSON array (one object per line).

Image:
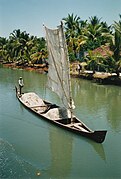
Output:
[{"xmin": 18, "ymin": 77, "xmax": 24, "ymax": 95}]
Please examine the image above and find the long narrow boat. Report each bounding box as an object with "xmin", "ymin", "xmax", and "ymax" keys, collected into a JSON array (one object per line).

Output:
[{"xmin": 15, "ymin": 88, "xmax": 107, "ymax": 143}]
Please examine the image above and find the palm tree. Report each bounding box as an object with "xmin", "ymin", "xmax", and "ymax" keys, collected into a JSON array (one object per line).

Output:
[
  {"xmin": 81, "ymin": 16, "xmax": 113, "ymax": 72},
  {"xmin": 9, "ymin": 29, "xmax": 32, "ymax": 65},
  {"xmin": 0, "ymin": 37, "xmax": 14, "ymax": 63},
  {"xmin": 0, "ymin": 29, "xmax": 47, "ymax": 67},
  {"xmin": 30, "ymin": 37, "xmax": 47, "ymax": 65},
  {"xmin": 87, "ymin": 50, "xmax": 103, "ymax": 73},
  {"xmin": 111, "ymin": 15, "xmax": 121, "ymax": 76},
  {"xmin": 84, "ymin": 16, "xmax": 112, "ymax": 50},
  {"xmin": 63, "ymin": 13, "xmax": 80, "ymax": 36},
  {"xmin": 62, "ymin": 13, "xmax": 80, "ymax": 60},
  {"xmin": 0, "ymin": 37, "xmax": 7, "ymax": 61}
]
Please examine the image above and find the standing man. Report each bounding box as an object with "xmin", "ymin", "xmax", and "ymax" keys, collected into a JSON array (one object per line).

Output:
[
  {"xmin": 19, "ymin": 77, "xmax": 24, "ymax": 95},
  {"xmin": 77, "ymin": 63, "xmax": 81, "ymax": 75}
]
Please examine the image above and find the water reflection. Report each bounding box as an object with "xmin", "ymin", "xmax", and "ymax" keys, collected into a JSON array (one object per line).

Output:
[
  {"xmin": 48, "ymin": 128, "xmax": 72, "ymax": 178},
  {"xmin": 76, "ymin": 136, "xmax": 106, "ymax": 161},
  {"xmin": 106, "ymin": 88, "xmax": 121, "ymax": 131},
  {"xmin": 72, "ymin": 78, "xmax": 121, "ymax": 132},
  {"xmin": 48, "ymin": 125, "xmax": 106, "ymax": 179},
  {"xmin": 72, "ymin": 79, "xmax": 109, "ymax": 113},
  {"xmin": 91, "ymin": 143, "xmax": 106, "ymax": 161}
]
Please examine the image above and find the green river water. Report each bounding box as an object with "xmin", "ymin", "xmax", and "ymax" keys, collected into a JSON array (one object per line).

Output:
[{"xmin": 0, "ymin": 65, "xmax": 121, "ymax": 179}]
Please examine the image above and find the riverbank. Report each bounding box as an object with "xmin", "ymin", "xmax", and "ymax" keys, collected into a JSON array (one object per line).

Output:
[
  {"xmin": 71, "ymin": 71, "xmax": 121, "ymax": 86},
  {"xmin": 2, "ymin": 62, "xmax": 48, "ymax": 73},
  {"xmin": 2, "ymin": 62, "xmax": 121, "ymax": 86},
  {"xmin": 70, "ymin": 63, "xmax": 121, "ymax": 86}
]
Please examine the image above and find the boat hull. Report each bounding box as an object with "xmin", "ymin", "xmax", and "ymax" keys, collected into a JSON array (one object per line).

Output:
[
  {"xmin": 15, "ymin": 87, "xmax": 107, "ymax": 143},
  {"xmin": 53, "ymin": 120, "xmax": 107, "ymax": 143}
]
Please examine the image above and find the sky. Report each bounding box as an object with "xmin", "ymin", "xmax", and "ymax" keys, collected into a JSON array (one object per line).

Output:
[{"xmin": 0, "ymin": 0, "xmax": 121, "ymax": 38}]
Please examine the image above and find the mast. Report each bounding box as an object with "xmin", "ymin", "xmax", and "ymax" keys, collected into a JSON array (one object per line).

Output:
[{"xmin": 61, "ymin": 22, "xmax": 74, "ymax": 122}]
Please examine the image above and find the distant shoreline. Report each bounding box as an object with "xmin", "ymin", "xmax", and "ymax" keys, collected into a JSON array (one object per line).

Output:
[
  {"xmin": 2, "ymin": 62, "xmax": 48, "ymax": 74},
  {"xmin": 71, "ymin": 72, "xmax": 121, "ymax": 86},
  {"xmin": 2, "ymin": 62, "xmax": 121, "ymax": 86}
]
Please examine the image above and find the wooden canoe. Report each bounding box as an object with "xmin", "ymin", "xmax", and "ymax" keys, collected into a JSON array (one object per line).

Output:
[{"xmin": 15, "ymin": 87, "xmax": 107, "ymax": 143}]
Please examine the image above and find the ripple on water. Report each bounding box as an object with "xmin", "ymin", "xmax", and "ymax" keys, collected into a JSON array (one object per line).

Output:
[{"xmin": 0, "ymin": 138, "xmax": 41, "ymax": 178}]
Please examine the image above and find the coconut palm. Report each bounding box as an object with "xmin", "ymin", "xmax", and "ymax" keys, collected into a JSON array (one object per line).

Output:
[
  {"xmin": 9, "ymin": 29, "xmax": 34, "ymax": 65},
  {"xmin": 82, "ymin": 16, "xmax": 113, "ymax": 72},
  {"xmin": 63, "ymin": 13, "xmax": 80, "ymax": 37},
  {"xmin": 62, "ymin": 13, "xmax": 81, "ymax": 60},
  {"xmin": 111, "ymin": 15, "xmax": 121, "ymax": 76},
  {"xmin": 0, "ymin": 37, "xmax": 7, "ymax": 61},
  {"xmin": 84, "ymin": 16, "xmax": 112, "ymax": 50},
  {"xmin": 87, "ymin": 50, "xmax": 103, "ymax": 73},
  {"xmin": 0, "ymin": 37, "xmax": 14, "ymax": 62}
]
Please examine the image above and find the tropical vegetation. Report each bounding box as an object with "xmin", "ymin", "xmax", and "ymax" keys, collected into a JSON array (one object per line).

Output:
[
  {"xmin": 0, "ymin": 29, "xmax": 47, "ymax": 66},
  {"xmin": 0, "ymin": 14, "xmax": 121, "ymax": 76}
]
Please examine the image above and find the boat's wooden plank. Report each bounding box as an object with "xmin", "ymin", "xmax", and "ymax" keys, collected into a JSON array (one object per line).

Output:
[
  {"xmin": 66, "ymin": 123, "xmax": 87, "ymax": 131},
  {"xmin": 31, "ymin": 105, "xmax": 47, "ymax": 108},
  {"xmin": 66, "ymin": 123, "xmax": 74, "ymax": 127},
  {"xmin": 73, "ymin": 123, "xmax": 88, "ymax": 132}
]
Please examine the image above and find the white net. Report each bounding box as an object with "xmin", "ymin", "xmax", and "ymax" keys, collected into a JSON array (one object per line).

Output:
[{"xmin": 45, "ymin": 25, "xmax": 71, "ymax": 109}]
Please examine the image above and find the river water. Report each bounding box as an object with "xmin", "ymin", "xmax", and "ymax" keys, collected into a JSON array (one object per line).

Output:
[{"xmin": 0, "ymin": 65, "xmax": 121, "ymax": 179}]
